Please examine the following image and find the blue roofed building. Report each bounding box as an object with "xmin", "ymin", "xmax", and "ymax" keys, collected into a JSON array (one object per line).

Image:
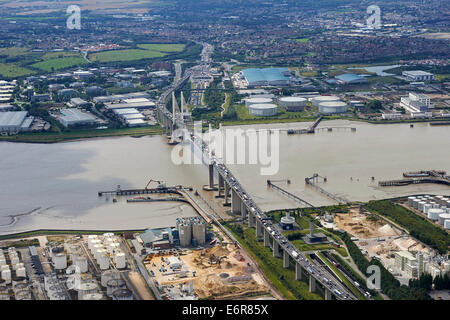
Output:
[
  {"xmin": 335, "ymin": 73, "xmax": 366, "ymax": 85},
  {"xmin": 241, "ymin": 67, "xmax": 291, "ymax": 87}
]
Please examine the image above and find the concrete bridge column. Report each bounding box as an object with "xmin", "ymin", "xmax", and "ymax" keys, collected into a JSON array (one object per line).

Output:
[
  {"xmin": 264, "ymin": 229, "xmax": 270, "ymax": 247},
  {"xmin": 224, "ymin": 183, "xmax": 230, "ymax": 206},
  {"xmin": 217, "ymin": 175, "xmax": 224, "ymax": 197},
  {"xmin": 240, "ymin": 202, "xmax": 247, "ymax": 219},
  {"xmin": 309, "ymin": 275, "xmax": 316, "ymax": 293},
  {"xmin": 231, "ymin": 189, "xmax": 241, "ymax": 215},
  {"xmin": 208, "ymin": 164, "xmax": 214, "ymax": 189},
  {"xmin": 273, "ymin": 241, "xmax": 281, "ymax": 258},
  {"xmin": 295, "ymin": 262, "xmax": 303, "ymax": 280},
  {"xmin": 283, "ymin": 250, "xmax": 290, "ymax": 268},
  {"xmin": 256, "ymin": 220, "xmax": 263, "ymax": 237},
  {"xmin": 248, "ymin": 211, "xmax": 255, "ymax": 228},
  {"xmin": 325, "ymin": 289, "xmax": 332, "ymax": 300}
]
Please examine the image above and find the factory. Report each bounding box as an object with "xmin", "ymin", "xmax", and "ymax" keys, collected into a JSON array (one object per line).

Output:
[
  {"xmin": 93, "ymin": 91, "xmax": 152, "ymax": 104},
  {"xmin": 402, "ymin": 70, "xmax": 435, "ymax": 82},
  {"xmin": 112, "ymin": 108, "xmax": 148, "ymax": 127},
  {"xmin": 248, "ymin": 103, "xmax": 278, "ymax": 117},
  {"xmin": 58, "ymin": 108, "xmax": 97, "ymax": 128},
  {"xmin": 176, "ymin": 217, "xmax": 207, "ymax": 247},
  {"xmin": 278, "ymin": 96, "xmax": 307, "ymax": 112},
  {"xmin": 0, "ymin": 111, "xmax": 33, "ymax": 134},
  {"xmin": 334, "ymin": 73, "xmax": 366, "ymax": 85},
  {"xmin": 240, "ymin": 67, "xmax": 291, "ymax": 87},
  {"xmin": 400, "ymin": 92, "xmax": 433, "ymax": 116},
  {"xmin": 140, "ymin": 227, "xmax": 174, "ymax": 249}
]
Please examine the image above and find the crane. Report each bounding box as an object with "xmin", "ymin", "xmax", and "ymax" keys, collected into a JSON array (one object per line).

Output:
[{"xmin": 144, "ymin": 178, "xmax": 166, "ymax": 190}]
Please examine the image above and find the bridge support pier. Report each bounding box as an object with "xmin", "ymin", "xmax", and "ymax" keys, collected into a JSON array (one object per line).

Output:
[
  {"xmin": 283, "ymin": 250, "xmax": 290, "ymax": 268},
  {"xmin": 223, "ymin": 183, "xmax": 230, "ymax": 206},
  {"xmin": 256, "ymin": 220, "xmax": 263, "ymax": 237},
  {"xmin": 295, "ymin": 262, "xmax": 303, "ymax": 280},
  {"xmin": 325, "ymin": 289, "xmax": 332, "ymax": 300},
  {"xmin": 309, "ymin": 276, "xmax": 316, "ymax": 293},
  {"xmin": 216, "ymin": 175, "xmax": 224, "ymax": 198},
  {"xmin": 264, "ymin": 229, "xmax": 270, "ymax": 247},
  {"xmin": 240, "ymin": 202, "xmax": 247, "ymax": 219},
  {"xmin": 231, "ymin": 189, "xmax": 241, "ymax": 215},
  {"xmin": 273, "ymin": 241, "xmax": 281, "ymax": 258},
  {"xmin": 248, "ymin": 212, "xmax": 255, "ymax": 228},
  {"xmin": 209, "ymin": 164, "xmax": 214, "ymax": 189}
]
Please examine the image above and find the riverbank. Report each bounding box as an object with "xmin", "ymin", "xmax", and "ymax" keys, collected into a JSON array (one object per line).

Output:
[{"xmin": 0, "ymin": 126, "xmax": 164, "ymax": 143}]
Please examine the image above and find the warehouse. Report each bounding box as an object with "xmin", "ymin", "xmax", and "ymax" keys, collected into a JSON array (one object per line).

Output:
[
  {"xmin": 105, "ymin": 98, "xmax": 156, "ymax": 110},
  {"xmin": 402, "ymin": 70, "xmax": 434, "ymax": 82},
  {"xmin": 248, "ymin": 103, "xmax": 278, "ymax": 117},
  {"xmin": 93, "ymin": 92, "xmax": 151, "ymax": 104},
  {"xmin": 241, "ymin": 68, "xmax": 290, "ymax": 87},
  {"xmin": 0, "ymin": 111, "xmax": 33, "ymax": 134},
  {"xmin": 335, "ymin": 73, "xmax": 366, "ymax": 85},
  {"xmin": 58, "ymin": 108, "xmax": 97, "ymax": 127},
  {"xmin": 278, "ymin": 97, "xmax": 307, "ymax": 112}
]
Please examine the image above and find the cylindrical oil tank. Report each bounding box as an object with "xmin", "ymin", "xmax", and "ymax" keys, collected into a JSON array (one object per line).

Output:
[
  {"xmin": 82, "ymin": 293, "xmax": 104, "ymax": 300},
  {"xmin": 107, "ymin": 242, "xmax": 120, "ymax": 254},
  {"xmin": 407, "ymin": 197, "xmax": 416, "ymax": 206},
  {"xmin": 98, "ymin": 254, "xmax": 110, "ymax": 270},
  {"xmin": 438, "ymin": 213, "xmax": 450, "ymax": 225},
  {"xmin": 245, "ymin": 97, "xmax": 273, "ymax": 109},
  {"xmin": 114, "ymin": 252, "xmax": 126, "ymax": 269},
  {"xmin": 279, "ymin": 97, "xmax": 307, "ymax": 111},
  {"xmin": 103, "ymin": 232, "xmax": 115, "ymax": 238},
  {"xmin": 311, "ymin": 95, "xmax": 340, "ymax": 107},
  {"xmin": 106, "ymin": 278, "xmax": 126, "ymax": 296},
  {"xmin": 248, "ymin": 103, "xmax": 278, "ymax": 117},
  {"xmin": 77, "ymin": 281, "xmax": 98, "ymax": 300},
  {"xmin": 53, "ymin": 253, "xmax": 67, "ymax": 270},
  {"xmin": 418, "ymin": 201, "xmax": 426, "ymax": 212},
  {"xmin": 1, "ymin": 269, "xmax": 11, "ymax": 284},
  {"xmin": 319, "ymin": 101, "xmax": 348, "ymax": 114},
  {"xmin": 112, "ymin": 288, "xmax": 133, "ymax": 300},
  {"xmin": 16, "ymin": 267, "xmax": 26, "ymax": 278},
  {"xmin": 428, "ymin": 208, "xmax": 444, "ymax": 221},
  {"xmin": 444, "ymin": 220, "xmax": 450, "ymax": 230},
  {"xmin": 101, "ymin": 270, "xmax": 120, "ymax": 287},
  {"xmin": 412, "ymin": 199, "xmax": 420, "ymax": 209},
  {"xmin": 74, "ymin": 256, "xmax": 88, "ymax": 273},
  {"xmin": 49, "ymin": 291, "xmax": 67, "ymax": 300},
  {"xmin": 423, "ymin": 204, "xmax": 432, "ymax": 214},
  {"xmin": 10, "ymin": 256, "xmax": 19, "ymax": 266}
]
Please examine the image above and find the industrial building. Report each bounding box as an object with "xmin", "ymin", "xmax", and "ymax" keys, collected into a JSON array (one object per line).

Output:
[
  {"xmin": 394, "ymin": 251, "xmax": 418, "ymax": 278},
  {"xmin": 140, "ymin": 227, "xmax": 174, "ymax": 249},
  {"xmin": 335, "ymin": 73, "xmax": 366, "ymax": 85},
  {"xmin": 112, "ymin": 108, "xmax": 147, "ymax": 127},
  {"xmin": 0, "ymin": 104, "xmax": 14, "ymax": 112},
  {"xmin": 278, "ymin": 96, "xmax": 307, "ymax": 112},
  {"xmin": 248, "ymin": 103, "xmax": 278, "ymax": 117},
  {"xmin": 93, "ymin": 92, "xmax": 151, "ymax": 104},
  {"xmin": 303, "ymin": 221, "xmax": 328, "ymax": 244},
  {"xmin": 400, "ymin": 92, "xmax": 433, "ymax": 116},
  {"xmin": 241, "ymin": 68, "xmax": 291, "ymax": 87},
  {"xmin": 58, "ymin": 108, "xmax": 97, "ymax": 128},
  {"xmin": 0, "ymin": 111, "xmax": 33, "ymax": 134},
  {"xmin": 318, "ymin": 101, "xmax": 348, "ymax": 114},
  {"xmin": 279, "ymin": 212, "xmax": 295, "ymax": 230},
  {"xmin": 402, "ymin": 70, "xmax": 435, "ymax": 82},
  {"xmin": 69, "ymin": 98, "xmax": 90, "ymax": 108}
]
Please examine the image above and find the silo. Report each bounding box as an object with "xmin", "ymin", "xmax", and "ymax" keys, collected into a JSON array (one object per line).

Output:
[
  {"xmin": 112, "ymin": 288, "xmax": 133, "ymax": 301},
  {"xmin": 101, "ymin": 270, "xmax": 120, "ymax": 287},
  {"xmin": 428, "ymin": 208, "xmax": 444, "ymax": 221},
  {"xmin": 106, "ymin": 278, "xmax": 126, "ymax": 296},
  {"xmin": 192, "ymin": 221, "xmax": 206, "ymax": 246},
  {"xmin": 311, "ymin": 95, "xmax": 340, "ymax": 107},
  {"xmin": 114, "ymin": 252, "xmax": 126, "ymax": 269},
  {"xmin": 245, "ymin": 97, "xmax": 273, "ymax": 109},
  {"xmin": 74, "ymin": 256, "xmax": 88, "ymax": 273},
  {"xmin": 279, "ymin": 97, "xmax": 307, "ymax": 111},
  {"xmin": 178, "ymin": 222, "xmax": 192, "ymax": 247},
  {"xmin": 444, "ymin": 220, "xmax": 450, "ymax": 230},
  {"xmin": 53, "ymin": 253, "xmax": 67, "ymax": 270},
  {"xmin": 438, "ymin": 214, "xmax": 450, "ymax": 226}
]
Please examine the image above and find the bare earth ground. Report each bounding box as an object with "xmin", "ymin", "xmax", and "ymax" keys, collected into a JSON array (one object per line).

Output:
[{"xmin": 128, "ymin": 271, "xmax": 155, "ymax": 300}]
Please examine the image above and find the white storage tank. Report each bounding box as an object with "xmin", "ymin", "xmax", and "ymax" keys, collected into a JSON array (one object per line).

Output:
[
  {"xmin": 418, "ymin": 201, "xmax": 426, "ymax": 212},
  {"xmin": 248, "ymin": 103, "xmax": 278, "ymax": 117},
  {"xmin": 114, "ymin": 252, "xmax": 126, "ymax": 269},
  {"xmin": 53, "ymin": 253, "xmax": 67, "ymax": 270},
  {"xmin": 311, "ymin": 95, "xmax": 340, "ymax": 107},
  {"xmin": 98, "ymin": 254, "xmax": 110, "ymax": 270},
  {"xmin": 1, "ymin": 269, "xmax": 11, "ymax": 284},
  {"xmin": 112, "ymin": 288, "xmax": 133, "ymax": 300},
  {"xmin": 77, "ymin": 281, "xmax": 98, "ymax": 300},
  {"xmin": 16, "ymin": 267, "xmax": 26, "ymax": 278},
  {"xmin": 0, "ymin": 256, "xmax": 5, "ymax": 266},
  {"xmin": 444, "ymin": 220, "xmax": 450, "ymax": 230},
  {"xmin": 82, "ymin": 293, "xmax": 104, "ymax": 300},
  {"xmin": 74, "ymin": 256, "xmax": 88, "ymax": 273},
  {"xmin": 423, "ymin": 204, "xmax": 431, "ymax": 214},
  {"xmin": 407, "ymin": 197, "xmax": 416, "ymax": 206},
  {"xmin": 446, "ymin": 201, "xmax": 450, "ymax": 208},
  {"xmin": 428, "ymin": 208, "xmax": 444, "ymax": 221},
  {"xmin": 101, "ymin": 270, "xmax": 120, "ymax": 287},
  {"xmin": 10, "ymin": 256, "xmax": 20, "ymax": 266},
  {"xmin": 279, "ymin": 97, "xmax": 307, "ymax": 111},
  {"xmin": 245, "ymin": 97, "xmax": 273, "ymax": 109},
  {"xmin": 438, "ymin": 213, "xmax": 450, "ymax": 225},
  {"xmin": 106, "ymin": 278, "xmax": 126, "ymax": 296}
]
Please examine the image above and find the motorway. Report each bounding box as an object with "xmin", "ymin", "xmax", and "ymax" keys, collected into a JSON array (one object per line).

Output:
[{"xmin": 155, "ymin": 44, "xmax": 356, "ymax": 300}]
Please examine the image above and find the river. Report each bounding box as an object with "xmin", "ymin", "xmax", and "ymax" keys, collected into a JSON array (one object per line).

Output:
[{"xmin": 0, "ymin": 120, "xmax": 449, "ymax": 234}]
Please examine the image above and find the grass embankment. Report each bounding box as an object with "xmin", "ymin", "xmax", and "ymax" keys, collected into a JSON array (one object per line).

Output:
[
  {"xmin": 365, "ymin": 200, "xmax": 450, "ymax": 254},
  {"xmin": 225, "ymin": 224, "xmax": 322, "ymax": 300},
  {"xmin": 0, "ymin": 126, "xmax": 163, "ymax": 143},
  {"xmin": 316, "ymin": 252, "xmax": 366, "ymax": 300}
]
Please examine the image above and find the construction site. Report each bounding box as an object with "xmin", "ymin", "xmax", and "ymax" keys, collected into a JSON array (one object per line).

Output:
[{"xmin": 143, "ymin": 243, "xmax": 269, "ymax": 300}]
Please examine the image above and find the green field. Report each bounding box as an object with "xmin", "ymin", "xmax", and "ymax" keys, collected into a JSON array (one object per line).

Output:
[
  {"xmin": 90, "ymin": 43, "xmax": 185, "ymax": 62},
  {"xmin": 296, "ymin": 38, "xmax": 310, "ymax": 43},
  {"xmin": 31, "ymin": 56, "xmax": 87, "ymax": 72},
  {"xmin": 0, "ymin": 63, "xmax": 36, "ymax": 78},
  {"xmin": 0, "ymin": 47, "xmax": 31, "ymax": 58}
]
